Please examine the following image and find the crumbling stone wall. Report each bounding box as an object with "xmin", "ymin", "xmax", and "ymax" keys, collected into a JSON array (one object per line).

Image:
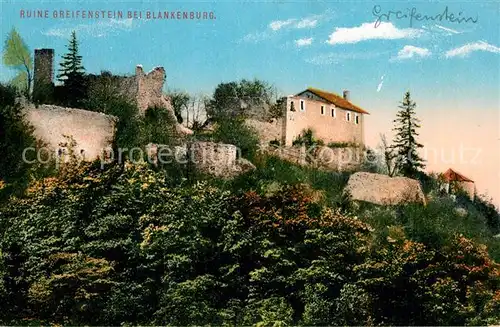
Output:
[
  {"xmin": 33, "ymin": 49, "xmax": 54, "ymax": 87},
  {"xmin": 245, "ymin": 118, "xmax": 282, "ymax": 145},
  {"xmin": 266, "ymin": 145, "xmax": 364, "ymax": 172},
  {"xmin": 134, "ymin": 65, "xmax": 167, "ymax": 112},
  {"xmin": 26, "ymin": 104, "xmax": 117, "ymax": 160},
  {"xmin": 33, "ymin": 49, "xmax": 55, "ymax": 102},
  {"xmin": 88, "ymin": 65, "xmax": 170, "ymax": 115},
  {"xmin": 190, "ymin": 141, "xmax": 237, "ymax": 174},
  {"xmin": 32, "ymin": 47, "xmax": 191, "ymax": 135},
  {"xmin": 100, "ymin": 64, "xmax": 192, "ymax": 135},
  {"xmin": 146, "ymin": 141, "xmax": 255, "ymax": 178}
]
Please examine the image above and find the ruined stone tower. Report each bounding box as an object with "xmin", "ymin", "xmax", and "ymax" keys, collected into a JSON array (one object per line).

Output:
[
  {"xmin": 34, "ymin": 49, "xmax": 54, "ymax": 86},
  {"xmin": 33, "ymin": 48, "xmax": 54, "ymax": 102}
]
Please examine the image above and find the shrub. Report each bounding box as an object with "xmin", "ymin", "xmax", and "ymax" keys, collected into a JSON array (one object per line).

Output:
[
  {"xmin": 82, "ymin": 73, "xmax": 143, "ymax": 150},
  {"xmin": 327, "ymin": 141, "xmax": 358, "ymax": 148},
  {"xmin": 140, "ymin": 106, "xmax": 180, "ymax": 146},
  {"xmin": 0, "ymin": 83, "xmax": 54, "ymax": 199},
  {"xmin": 269, "ymin": 138, "xmax": 280, "ymax": 147},
  {"xmin": 292, "ymin": 128, "xmax": 324, "ymax": 147},
  {"xmin": 228, "ymin": 154, "xmax": 350, "ymax": 207},
  {"xmin": 211, "ymin": 117, "xmax": 259, "ymax": 159},
  {"xmin": 0, "ymin": 163, "xmax": 499, "ymax": 325},
  {"xmin": 0, "ymin": 84, "xmax": 36, "ymax": 182}
]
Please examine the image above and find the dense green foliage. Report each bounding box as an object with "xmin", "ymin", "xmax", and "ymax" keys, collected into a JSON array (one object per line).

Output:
[
  {"xmin": 207, "ymin": 79, "xmax": 276, "ymax": 120},
  {"xmin": 208, "ymin": 117, "xmax": 260, "ymax": 159},
  {"xmin": 0, "ymin": 84, "xmax": 47, "ymax": 196},
  {"xmin": 166, "ymin": 90, "xmax": 190, "ymax": 124},
  {"xmin": 0, "ymin": 159, "xmax": 499, "ymax": 326},
  {"xmin": 141, "ymin": 106, "xmax": 179, "ymax": 146},
  {"xmin": 292, "ymin": 128, "xmax": 325, "ymax": 147}
]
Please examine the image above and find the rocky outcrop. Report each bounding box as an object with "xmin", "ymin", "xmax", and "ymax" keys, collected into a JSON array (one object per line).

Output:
[
  {"xmin": 265, "ymin": 145, "xmax": 364, "ymax": 172},
  {"xmin": 344, "ymin": 172, "xmax": 426, "ymax": 205}
]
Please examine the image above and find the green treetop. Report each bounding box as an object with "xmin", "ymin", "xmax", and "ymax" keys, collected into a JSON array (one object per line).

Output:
[
  {"xmin": 392, "ymin": 91, "xmax": 426, "ymax": 177},
  {"xmin": 57, "ymin": 31, "xmax": 85, "ymax": 82}
]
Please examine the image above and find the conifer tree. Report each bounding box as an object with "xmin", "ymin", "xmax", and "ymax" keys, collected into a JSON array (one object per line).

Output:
[
  {"xmin": 57, "ymin": 31, "xmax": 85, "ymax": 82},
  {"xmin": 57, "ymin": 31, "xmax": 86, "ymax": 107},
  {"xmin": 392, "ymin": 91, "xmax": 425, "ymax": 177}
]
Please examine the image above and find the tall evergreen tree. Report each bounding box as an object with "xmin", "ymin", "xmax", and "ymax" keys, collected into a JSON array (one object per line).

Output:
[
  {"xmin": 57, "ymin": 31, "xmax": 85, "ymax": 82},
  {"xmin": 57, "ymin": 31, "xmax": 86, "ymax": 107},
  {"xmin": 392, "ymin": 91, "xmax": 425, "ymax": 177}
]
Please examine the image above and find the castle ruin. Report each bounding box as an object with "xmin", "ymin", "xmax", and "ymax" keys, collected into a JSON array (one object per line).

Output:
[
  {"xmin": 32, "ymin": 48, "xmax": 191, "ymax": 134},
  {"xmin": 33, "ymin": 49, "xmax": 55, "ymax": 101},
  {"xmin": 28, "ymin": 48, "xmax": 193, "ymax": 161}
]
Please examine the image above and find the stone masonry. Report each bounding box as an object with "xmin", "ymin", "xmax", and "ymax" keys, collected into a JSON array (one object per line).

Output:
[
  {"xmin": 32, "ymin": 48, "xmax": 192, "ymax": 136},
  {"xmin": 27, "ymin": 104, "xmax": 117, "ymax": 161},
  {"xmin": 33, "ymin": 49, "xmax": 54, "ymax": 87},
  {"xmin": 33, "ymin": 49, "xmax": 54, "ymax": 99},
  {"xmin": 109, "ymin": 65, "xmax": 192, "ymax": 135},
  {"xmin": 146, "ymin": 141, "xmax": 256, "ymax": 178}
]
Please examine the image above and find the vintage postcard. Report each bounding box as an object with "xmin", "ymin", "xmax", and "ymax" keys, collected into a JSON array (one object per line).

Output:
[{"xmin": 0, "ymin": 0, "xmax": 499, "ymax": 325}]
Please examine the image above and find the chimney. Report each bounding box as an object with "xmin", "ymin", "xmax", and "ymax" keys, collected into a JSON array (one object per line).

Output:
[{"xmin": 343, "ymin": 90, "xmax": 350, "ymax": 101}]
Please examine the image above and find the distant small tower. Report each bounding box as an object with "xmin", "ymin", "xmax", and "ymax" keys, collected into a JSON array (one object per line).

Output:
[{"xmin": 33, "ymin": 48, "xmax": 54, "ymax": 103}]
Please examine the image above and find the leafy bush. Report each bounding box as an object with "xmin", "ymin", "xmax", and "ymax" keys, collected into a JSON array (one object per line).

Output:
[
  {"xmin": 207, "ymin": 79, "xmax": 276, "ymax": 121},
  {"xmin": 211, "ymin": 117, "xmax": 259, "ymax": 159},
  {"xmin": 226, "ymin": 154, "xmax": 355, "ymax": 208},
  {"xmin": 357, "ymin": 197, "xmax": 500, "ymax": 261},
  {"xmin": 0, "ymin": 162, "xmax": 499, "ymax": 325},
  {"xmin": 327, "ymin": 141, "xmax": 359, "ymax": 148},
  {"xmin": 293, "ymin": 128, "xmax": 324, "ymax": 147},
  {"xmin": 140, "ymin": 106, "xmax": 180, "ymax": 146},
  {"xmin": 0, "ymin": 84, "xmax": 35, "ymax": 182},
  {"xmin": 0, "ymin": 83, "xmax": 55, "ymax": 199},
  {"xmin": 269, "ymin": 138, "xmax": 281, "ymax": 147}
]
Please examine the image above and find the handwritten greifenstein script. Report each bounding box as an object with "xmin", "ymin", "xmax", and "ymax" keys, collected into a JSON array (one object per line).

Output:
[{"xmin": 372, "ymin": 5, "xmax": 478, "ymax": 28}]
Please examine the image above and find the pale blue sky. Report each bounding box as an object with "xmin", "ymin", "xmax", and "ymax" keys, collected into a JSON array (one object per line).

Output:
[
  {"xmin": 1, "ymin": 0, "xmax": 498, "ymax": 101},
  {"xmin": 1, "ymin": 0, "xmax": 499, "ymax": 202}
]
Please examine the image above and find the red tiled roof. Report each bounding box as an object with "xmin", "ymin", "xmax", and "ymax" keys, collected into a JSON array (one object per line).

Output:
[
  {"xmin": 297, "ymin": 87, "xmax": 370, "ymax": 114},
  {"xmin": 442, "ymin": 168, "xmax": 474, "ymax": 183}
]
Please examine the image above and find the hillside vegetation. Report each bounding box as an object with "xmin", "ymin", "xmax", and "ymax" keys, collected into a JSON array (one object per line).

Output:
[{"xmin": 0, "ymin": 152, "xmax": 499, "ymax": 325}]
